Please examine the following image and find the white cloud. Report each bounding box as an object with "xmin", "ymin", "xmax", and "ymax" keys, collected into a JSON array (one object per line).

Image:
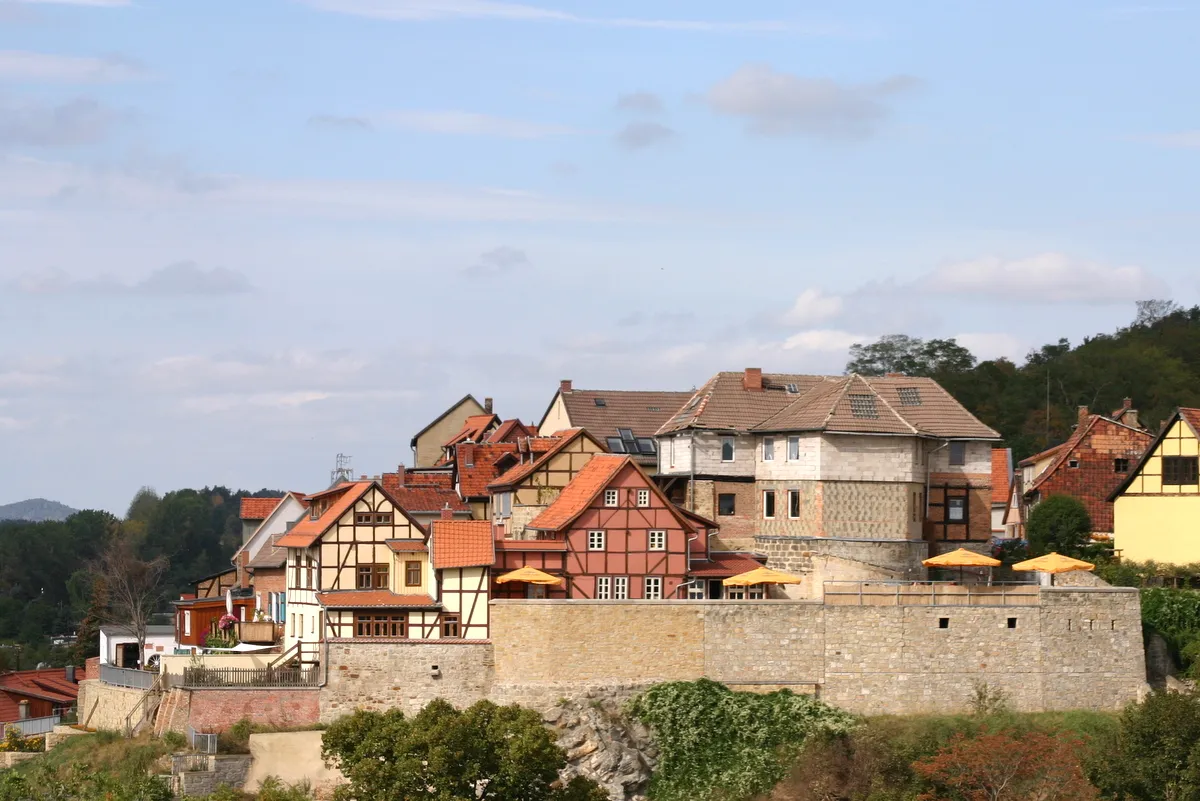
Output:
[
  {"xmin": 0, "ymin": 51, "xmax": 144, "ymax": 82},
  {"xmin": 616, "ymin": 92, "xmax": 664, "ymax": 114},
  {"xmin": 782, "ymin": 329, "xmax": 866, "ymax": 352},
  {"xmin": 615, "ymin": 122, "xmax": 675, "ymax": 151},
  {"xmin": 952, "ymin": 332, "xmax": 1026, "ymax": 362},
  {"xmin": 923, "ymin": 252, "xmax": 1165, "ymax": 304},
  {"xmin": 376, "ymin": 110, "xmax": 578, "ymax": 139},
  {"xmin": 298, "ymin": 0, "xmax": 805, "ymax": 33},
  {"xmin": 783, "ymin": 288, "xmax": 844, "ymax": 325},
  {"xmin": 1131, "ymin": 131, "xmax": 1200, "ymax": 149},
  {"xmin": 13, "ymin": 0, "xmax": 128, "ymax": 5},
  {"xmin": 705, "ymin": 65, "xmax": 918, "ymax": 140},
  {"xmin": 12, "ymin": 262, "xmax": 253, "ymax": 296},
  {"xmin": 464, "ymin": 245, "xmax": 530, "ymax": 276}
]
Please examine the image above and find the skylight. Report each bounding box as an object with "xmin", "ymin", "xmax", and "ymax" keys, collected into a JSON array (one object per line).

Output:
[
  {"xmin": 898, "ymin": 387, "xmax": 922, "ymax": 406},
  {"xmin": 849, "ymin": 394, "xmax": 879, "ymax": 419},
  {"xmin": 606, "ymin": 437, "xmax": 625, "ymax": 453},
  {"xmin": 594, "ymin": 398, "xmax": 607, "ymax": 407},
  {"xmin": 786, "ymin": 383, "xmax": 799, "ymax": 394}
]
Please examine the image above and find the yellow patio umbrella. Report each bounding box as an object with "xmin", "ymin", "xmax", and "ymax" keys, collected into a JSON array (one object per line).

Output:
[
  {"xmin": 923, "ymin": 547, "xmax": 1001, "ymax": 584},
  {"xmin": 723, "ymin": 567, "xmax": 803, "ymax": 587},
  {"xmin": 495, "ymin": 566, "xmax": 564, "ymax": 586},
  {"xmin": 1012, "ymin": 552, "xmax": 1094, "ymax": 585}
]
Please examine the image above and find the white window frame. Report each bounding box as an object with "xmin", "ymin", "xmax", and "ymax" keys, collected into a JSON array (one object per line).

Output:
[
  {"xmin": 595, "ymin": 576, "xmax": 611, "ymax": 600},
  {"xmin": 648, "ymin": 530, "xmax": 666, "ymax": 551},
  {"xmin": 762, "ymin": 437, "xmax": 774, "ymax": 462},
  {"xmin": 788, "ymin": 489, "xmax": 800, "ymax": 519},
  {"xmin": 644, "ymin": 577, "xmax": 662, "ymax": 600},
  {"xmin": 726, "ymin": 587, "xmax": 746, "ymax": 600},
  {"xmin": 687, "ymin": 584, "xmax": 705, "ymax": 600},
  {"xmin": 748, "ymin": 584, "xmax": 765, "ymax": 600},
  {"xmin": 948, "ymin": 497, "xmax": 966, "ymax": 522},
  {"xmin": 637, "ymin": 489, "xmax": 651, "ymax": 508},
  {"xmin": 787, "ymin": 436, "xmax": 801, "ymax": 461},
  {"xmin": 604, "ymin": 489, "xmax": 619, "ymax": 507},
  {"xmin": 588, "ymin": 530, "xmax": 606, "ymax": 551},
  {"xmin": 669, "ymin": 437, "xmax": 676, "ymax": 468},
  {"xmin": 498, "ymin": 492, "xmax": 512, "ymax": 519},
  {"xmin": 184, "ymin": 610, "xmax": 192, "ymax": 637},
  {"xmin": 763, "ymin": 490, "xmax": 776, "ymax": 519},
  {"xmin": 721, "ymin": 436, "xmax": 735, "ymax": 462},
  {"xmin": 613, "ymin": 576, "xmax": 628, "ymax": 600}
]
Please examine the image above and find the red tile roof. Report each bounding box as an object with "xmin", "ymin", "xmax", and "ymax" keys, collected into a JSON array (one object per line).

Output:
[
  {"xmin": 389, "ymin": 486, "xmax": 470, "ymax": 514},
  {"xmin": 240, "ymin": 497, "xmax": 282, "ymax": 521},
  {"xmin": 457, "ymin": 442, "xmax": 520, "ymax": 498},
  {"xmin": 991, "ymin": 449, "xmax": 1012, "ymax": 505},
  {"xmin": 431, "ymin": 520, "xmax": 495, "ymax": 569},
  {"xmin": 276, "ymin": 483, "xmax": 371, "ymax": 548},
  {"xmin": 551, "ymin": 388, "xmax": 693, "ymax": 442},
  {"xmin": 0, "ymin": 669, "xmax": 79, "ymax": 722},
  {"xmin": 688, "ymin": 552, "xmax": 767, "ymax": 577},
  {"xmin": 526, "ymin": 454, "xmax": 630, "ymax": 531},
  {"xmin": 487, "ymin": 419, "xmax": 534, "ymax": 443},
  {"xmin": 1018, "ymin": 442, "xmax": 1067, "ymax": 468},
  {"xmin": 316, "ymin": 591, "xmax": 438, "ymax": 609},
  {"xmin": 442, "ymin": 414, "xmax": 501, "ymax": 447},
  {"xmin": 1181, "ymin": 408, "xmax": 1200, "ymax": 435},
  {"xmin": 386, "ymin": 539, "xmax": 429, "ymax": 553},
  {"xmin": 494, "ymin": 539, "xmax": 568, "ymax": 552},
  {"xmin": 488, "ymin": 429, "xmax": 598, "ymax": 491}
]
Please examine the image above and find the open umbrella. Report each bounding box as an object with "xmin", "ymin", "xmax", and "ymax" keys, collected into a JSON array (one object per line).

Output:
[
  {"xmin": 495, "ymin": 566, "xmax": 564, "ymax": 586},
  {"xmin": 1012, "ymin": 552, "xmax": 1094, "ymax": 586},
  {"xmin": 923, "ymin": 547, "xmax": 1001, "ymax": 584},
  {"xmin": 723, "ymin": 567, "xmax": 803, "ymax": 587}
]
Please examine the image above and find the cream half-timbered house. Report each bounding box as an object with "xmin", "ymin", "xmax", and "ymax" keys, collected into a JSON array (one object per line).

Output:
[{"xmin": 429, "ymin": 520, "xmax": 494, "ymax": 639}]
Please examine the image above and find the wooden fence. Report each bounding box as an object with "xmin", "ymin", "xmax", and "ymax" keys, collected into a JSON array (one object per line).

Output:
[{"xmin": 180, "ymin": 666, "xmax": 318, "ymax": 688}]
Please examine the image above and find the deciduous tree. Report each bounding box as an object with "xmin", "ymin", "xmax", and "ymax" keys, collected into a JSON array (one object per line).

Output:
[
  {"xmin": 1026, "ymin": 494, "xmax": 1094, "ymax": 557},
  {"xmin": 91, "ymin": 528, "xmax": 169, "ymax": 669}
]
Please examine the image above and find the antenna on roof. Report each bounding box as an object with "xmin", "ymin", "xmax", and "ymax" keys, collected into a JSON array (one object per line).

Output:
[{"xmin": 330, "ymin": 453, "xmax": 353, "ymax": 487}]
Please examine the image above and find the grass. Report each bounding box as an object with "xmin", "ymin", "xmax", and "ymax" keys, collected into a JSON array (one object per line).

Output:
[{"xmin": 13, "ymin": 730, "xmax": 169, "ymax": 779}]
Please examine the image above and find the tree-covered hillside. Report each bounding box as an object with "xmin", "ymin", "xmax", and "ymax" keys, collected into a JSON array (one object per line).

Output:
[{"xmin": 847, "ymin": 301, "xmax": 1200, "ymax": 460}]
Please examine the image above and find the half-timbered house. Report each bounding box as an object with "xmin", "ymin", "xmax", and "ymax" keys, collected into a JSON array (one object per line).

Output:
[{"xmin": 429, "ymin": 520, "xmax": 493, "ymax": 639}]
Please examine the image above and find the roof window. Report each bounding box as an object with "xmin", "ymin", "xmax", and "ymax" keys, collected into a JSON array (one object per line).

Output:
[
  {"xmin": 849, "ymin": 394, "xmax": 879, "ymax": 419},
  {"xmin": 898, "ymin": 387, "xmax": 922, "ymax": 406},
  {"xmin": 786, "ymin": 383, "xmax": 799, "ymax": 394},
  {"xmin": 606, "ymin": 437, "xmax": 625, "ymax": 453},
  {"xmin": 594, "ymin": 398, "xmax": 607, "ymax": 407}
]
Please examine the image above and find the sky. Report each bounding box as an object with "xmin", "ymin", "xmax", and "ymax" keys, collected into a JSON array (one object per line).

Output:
[{"xmin": 1, "ymin": 0, "xmax": 1199, "ymax": 514}]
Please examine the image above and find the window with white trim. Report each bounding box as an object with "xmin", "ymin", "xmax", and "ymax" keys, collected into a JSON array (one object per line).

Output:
[
  {"xmin": 721, "ymin": 436, "xmax": 735, "ymax": 462},
  {"xmin": 637, "ymin": 489, "xmax": 651, "ymax": 507},
  {"xmin": 648, "ymin": 530, "xmax": 666, "ymax": 551},
  {"xmin": 748, "ymin": 584, "xmax": 765, "ymax": 600},
  {"xmin": 726, "ymin": 587, "xmax": 745, "ymax": 600},
  {"xmin": 788, "ymin": 489, "xmax": 800, "ymax": 519},
  {"xmin": 644, "ymin": 577, "xmax": 663, "ymax": 600},
  {"xmin": 613, "ymin": 576, "xmax": 628, "ymax": 599},
  {"xmin": 184, "ymin": 610, "xmax": 191, "ymax": 637},
  {"xmin": 497, "ymin": 492, "xmax": 512, "ymax": 518},
  {"xmin": 588, "ymin": 530, "xmax": 606, "ymax": 551},
  {"xmin": 596, "ymin": 576, "xmax": 611, "ymax": 600},
  {"xmin": 762, "ymin": 437, "xmax": 775, "ymax": 461},
  {"xmin": 687, "ymin": 584, "xmax": 705, "ymax": 600},
  {"xmin": 604, "ymin": 489, "xmax": 619, "ymax": 507},
  {"xmin": 948, "ymin": 497, "xmax": 966, "ymax": 522},
  {"xmin": 763, "ymin": 490, "xmax": 776, "ymax": 519},
  {"xmin": 787, "ymin": 436, "xmax": 801, "ymax": 461}
]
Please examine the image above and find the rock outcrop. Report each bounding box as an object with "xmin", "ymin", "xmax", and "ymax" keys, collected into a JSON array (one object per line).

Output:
[{"xmin": 541, "ymin": 690, "xmax": 658, "ymax": 801}]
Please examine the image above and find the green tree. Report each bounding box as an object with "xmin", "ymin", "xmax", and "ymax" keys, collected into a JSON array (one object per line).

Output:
[
  {"xmin": 1025, "ymin": 495, "xmax": 1093, "ymax": 557},
  {"xmin": 846, "ymin": 335, "xmax": 977, "ymax": 377},
  {"xmin": 322, "ymin": 700, "xmax": 606, "ymax": 801},
  {"xmin": 1094, "ymin": 690, "xmax": 1200, "ymax": 801}
]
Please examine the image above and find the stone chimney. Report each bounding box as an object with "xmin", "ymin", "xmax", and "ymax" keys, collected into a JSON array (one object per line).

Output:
[
  {"xmin": 484, "ymin": 397, "xmax": 493, "ymax": 413},
  {"xmin": 459, "ymin": 442, "xmax": 475, "ymax": 468},
  {"xmin": 395, "ymin": 465, "xmax": 406, "ymax": 487},
  {"xmin": 560, "ymin": 379, "xmax": 573, "ymax": 394},
  {"xmin": 17, "ymin": 700, "xmax": 28, "ymax": 720},
  {"xmin": 441, "ymin": 504, "xmax": 454, "ymax": 520},
  {"xmin": 1078, "ymin": 406, "xmax": 1090, "ymax": 424},
  {"xmin": 743, "ymin": 368, "xmax": 763, "ymax": 392}
]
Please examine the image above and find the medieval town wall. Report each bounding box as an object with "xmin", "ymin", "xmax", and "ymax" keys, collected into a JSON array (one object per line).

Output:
[{"xmin": 756, "ymin": 536, "xmax": 928, "ymax": 598}]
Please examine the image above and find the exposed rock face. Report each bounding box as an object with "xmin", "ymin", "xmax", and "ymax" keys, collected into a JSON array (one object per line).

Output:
[{"xmin": 542, "ymin": 690, "xmax": 658, "ymax": 801}]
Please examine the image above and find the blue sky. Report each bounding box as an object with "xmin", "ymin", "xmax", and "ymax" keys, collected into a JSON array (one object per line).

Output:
[{"xmin": 1, "ymin": 0, "xmax": 1198, "ymax": 513}]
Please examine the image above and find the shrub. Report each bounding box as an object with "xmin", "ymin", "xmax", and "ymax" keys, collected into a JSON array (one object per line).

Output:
[
  {"xmin": 913, "ymin": 729, "xmax": 1098, "ymax": 800},
  {"xmin": 0, "ymin": 727, "xmax": 44, "ymax": 753},
  {"xmin": 1026, "ymin": 495, "xmax": 1093, "ymax": 557},
  {"xmin": 1093, "ymin": 690, "xmax": 1200, "ymax": 800},
  {"xmin": 160, "ymin": 730, "xmax": 186, "ymax": 752},
  {"xmin": 256, "ymin": 776, "xmax": 313, "ymax": 801}
]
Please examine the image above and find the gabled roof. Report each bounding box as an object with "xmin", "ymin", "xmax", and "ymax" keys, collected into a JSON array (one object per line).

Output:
[
  {"xmin": 276, "ymin": 481, "xmax": 427, "ymax": 549},
  {"xmin": 1027, "ymin": 414, "xmax": 1154, "ymax": 495},
  {"xmin": 487, "ymin": 429, "xmax": 601, "ymax": 491},
  {"xmin": 0, "ymin": 669, "xmax": 80, "ymax": 721},
  {"xmin": 457, "ymin": 442, "xmax": 520, "ymax": 498},
  {"xmin": 409, "ymin": 394, "xmax": 485, "ymax": 449},
  {"xmin": 234, "ymin": 491, "xmax": 310, "ymax": 570},
  {"xmin": 659, "ymin": 372, "xmax": 827, "ymax": 434},
  {"xmin": 1109, "ymin": 408, "xmax": 1200, "ymax": 501},
  {"xmin": 431, "ymin": 520, "xmax": 495, "ymax": 568},
  {"xmin": 542, "ymin": 387, "xmax": 693, "ymax": 441},
  {"xmin": 389, "ymin": 486, "xmax": 470, "ymax": 514},
  {"xmin": 240, "ymin": 497, "xmax": 283, "ymax": 521},
  {"xmin": 1018, "ymin": 442, "xmax": 1067, "ymax": 469},
  {"xmin": 688, "ymin": 552, "xmax": 767, "ymax": 577},
  {"xmin": 316, "ymin": 591, "xmax": 439, "ymax": 609},
  {"xmin": 991, "ymin": 449, "xmax": 1012, "ymax": 506},
  {"xmin": 754, "ymin": 375, "xmax": 920, "ymax": 435},
  {"xmin": 443, "ymin": 414, "xmax": 501, "ymax": 448},
  {"xmin": 487, "ymin": 419, "xmax": 534, "ymax": 444}
]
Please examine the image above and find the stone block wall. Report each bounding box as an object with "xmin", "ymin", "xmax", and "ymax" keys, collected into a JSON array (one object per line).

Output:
[
  {"xmin": 174, "ymin": 755, "xmax": 253, "ymax": 797},
  {"xmin": 756, "ymin": 536, "xmax": 928, "ymax": 598},
  {"xmin": 702, "ymin": 602, "xmax": 824, "ymax": 683},
  {"xmin": 320, "ymin": 641, "xmax": 495, "ymax": 722},
  {"xmin": 822, "ymin": 481, "xmax": 919, "ymax": 540},
  {"xmin": 77, "ymin": 679, "xmax": 146, "ymax": 732}
]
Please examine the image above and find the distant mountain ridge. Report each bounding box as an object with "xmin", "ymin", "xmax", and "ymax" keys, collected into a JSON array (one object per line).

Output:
[{"xmin": 0, "ymin": 498, "xmax": 78, "ymax": 522}]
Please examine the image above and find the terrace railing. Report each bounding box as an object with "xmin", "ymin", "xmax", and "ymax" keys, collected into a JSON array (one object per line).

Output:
[
  {"xmin": 823, "ymin": 581, "xmax": 1040, "ymax": 607},
  {"xmin": 7, "ymin": 714, "xmax": 60, "ymax": 736},
  {"xmin": 100, "ymin": 664, "xmax": 157, "ymax": 690},
  {"xmin": 180, "ymin": 665, "xmax": 318, "ymax": 689}
]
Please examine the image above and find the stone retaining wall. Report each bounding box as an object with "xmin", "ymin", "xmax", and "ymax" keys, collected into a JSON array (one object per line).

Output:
[
  {"xmin": 756, "ymin": 536, "xmax": 928, "ymax": 598},
  {"xmin": 76, "ymin": 679, "xmax": 146, "ymax": 732}
]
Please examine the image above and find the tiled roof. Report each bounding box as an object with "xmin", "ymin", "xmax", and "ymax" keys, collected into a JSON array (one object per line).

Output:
[
  {"xmin": 386, "ymin": 539, "xmax": 429, "ymax": 553},
  {"xmin": 554, "ymin": 388, "xmax": 693, "ymax": 441},
  {"xmin": 991, "ymin": 449, "xmax": 1012, "ymax": 505},
  {"xmin": 431, "ymin": 520, "xmax": 495, "ymax": 569},
  {"xmin": 389, "ymin": 486, "xmax": 470, "ymax": 514},
  {"xmin": 457, "ymin": 442, "xmax": 520, "ymax": 498},
  {"xmin": 1181, "ymin": 408, "xmax": 1200, "ymax": 435},
  {"xmin": 661, "ymin": 371, "xmax": 998, "ymax": 440},
  {"xmin": 409, "ymin": 394, "xmax": 483, "ymax": 448},
  {"xmin": 0, "ymin": 669, "xmax": 79, "ymax": 721},
  {"xmin": 527, "ymin": 455, "xmax": 631, "ymax": 531},
  {"xmin": 240, "ymin": 497, "xmax": 282, "ymax": 521},
  {"xmin": 276, "ymin": 483, "xmax": 371, "ymax": 548},
  {"xmin": 316, "ymin": 591, "xmax": 439, "ymax": 609},
  {"xmin": 688, "ymin": 552, "xmax": 767, "ymax": 577},
  {"xmin": 247, "ymin": 545, "xmax": 287, "ymax": 569},
  {"xmin": 443, "ymin": 414, "xmax": 501, "ymax": 447},
  {"xmin": 488, "ymin": 430, "xmax": 592, "ymax": 490},
  {"xmin": 487, "ymin": 419, "xmax": 534, "ymax": 443},
  {"xmin": 1018, "ymin": 442, "xmax": 1067, "ymax": 468},
  {"xmin": 494, "ymin": 539, "xmax": 568, "ymax": 552},
  {"xmin": 1026, "ymin": 415, "xmax": 1153, "ymax": 495}
]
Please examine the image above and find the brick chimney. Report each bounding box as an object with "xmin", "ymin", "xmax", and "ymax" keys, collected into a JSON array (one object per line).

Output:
[
  {"xmin": 238, "ymin": 550, "xmax": 251, "ymax": 589},
  {"xmin": 484, "ymin": 397, "xmax": 493, "ymax": 413},
  {"xmin": 560, "ymin": 379, "xmax": 573, "ymax": 394},
  {"xmin": 1118, "ymin": 398, "xmax": 1139, "ymax": 428},
  {"xmin": 743, "ymin": 368, "xmax": 763, "ymax": 392},
  {"xmin": 459, "ymin": 442, "xmax": 475, "ymax": 467},
  {"xmin": 1077, "ymin": 406, "xmax": 1090, "ymax": 424},
  {"xmin": 441, "ymin": 503, "xmax": 454, "ymax": 520}
]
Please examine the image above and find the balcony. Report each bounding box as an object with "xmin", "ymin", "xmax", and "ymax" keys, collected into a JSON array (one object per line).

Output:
[{"xmin": 234, "ymin": 621, "xmax": 281, "ymax": 645}]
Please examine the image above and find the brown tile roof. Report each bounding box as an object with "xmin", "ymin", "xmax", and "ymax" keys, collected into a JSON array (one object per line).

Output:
[
  {"xmin": 494, "ymin": 539, "xmax": 568, "ymax": 552},
  {"xmin": 487, "ymin": 419, "xmax": 534, "ymax": 443},
  {"xmin": 316, "ymin": 591, "xmax": 438, "ymax": 609},
  {"xmin": 1181, "ymin": 408, "xmax": 1200, "ymax": 435},
  {"xmin": 554, "ymin": 388, "xmax": 693, "ymax": 442},
  {"xmin": 431, "ymin": 520, "xmax": 495, "ymax": 568},
  {"xmin": 659, "ymin": 372, "xmax": 829, "ymax": 434},
  {"xmin": 1018, "ymin": 442, "xmax": 1067, "ymax": 468},
  {"xmin": 858, "ymin": 376, "xmax": 999, "ymax": 439},
  {"xmin": 443, "ymin": 413, "xmax": 502, "ymax": 448},
  {"xmin": 991, "ymin": 449, "xmax": 1012, "ymax": 505},
  {"xmin": 527, "ymin": 455, "xmax": 630, "ymax": 531},
  {"xmin": 389, "ymin": 486, "xmax": 470, "ymax": 514},
  {"xmin": 755, "ymin": 375, "xmax": 920, "ymax": 435},
  {"xmin": 386, "ymin": 539, "xmax": 429, "ymax": 553},
  {"xmin": 688, "ymin": 552, "xmax": 767, "ymax": 577},
  {"xmin": 275, "ymin": 483, "xmax": 371, "ymax": 548},
  {"xmin": 457, "ymin": 442, "xmax": 520, "ymax": 498},
  {"xmin": 240, "ymin": 497, "xmax": 282, "ymax": 520},
  {"xmin": 488, "ymin": 429, "xmax": 598, "ymax": 491}
]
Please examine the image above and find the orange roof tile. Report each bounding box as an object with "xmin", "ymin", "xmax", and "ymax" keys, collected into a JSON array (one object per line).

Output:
[
  {"xmin": 526, "ymin": 455, "xmax": 630, "ymax": 531},
  {"xmin": 390, "ymin": 486, "xmax": 470, "ymax": 514},
  {"xmin": 487, "ymin": 419, "xmax": 534, "ymax": 443},
  {"xmin": 431, "ymin": 520, "xmax": 495, "ymax": 568},
  {"xmin": 316, "ymin": 591, "xmax": 438, "ymax": 609},
  {"xmin": 386, "ymin": 539, "xmax": 429, "ymax": 553},
  {"xmin": 689, "ymin": 552, "xmax": 767, "ymax": 577},
  {"xmin": 1018, "ymin": 442, "xmax": 1067, "ymax": 468},
  {"xmin": 276, "ymin": 483, "xmax": 371, "ymax": 548},
  {"xmin": 1181, "ymin": 408, "xmax": 1200, "ymax": 434},
  {"xmin": 488, "ymin": 429, "xmax": 595, "ymax": 491},
  {"xmin": 457, "ymin": 442, "xmax": 520, "ymax": 498},
  {"xmin": 443, "ymin": 414, "xmax": 501, "ymax": 447},
  {"xmin": 240, "ymin": 497, "xmax": 282, "ymax": 520},
  {"xmin": 991, "ymin": 449, "xmax": 1012, "ymax": 506}
]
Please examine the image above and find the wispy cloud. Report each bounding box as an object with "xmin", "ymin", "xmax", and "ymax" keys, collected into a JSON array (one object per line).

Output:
[
  {"xmin": 298, "ymin": 0, "xmax": 824, "ymax": 34},
  {"xmin": 705, "ymin": 64, "xmax": 919, "ymax": 140},
  {"xmin": 0, "ymin": 97, "xmax": 129, "ymax": 147},
  {"xmin": 615, "ymin": 121, "xmax": 675, "ymax": 151},
  {"xmin": 376, "ymin": 110, "xmax": 578, "ymax": 138},
  {"xmin": 12, "ymin": 0, "xmax": 130, "ymax": 5},
  {"xmin": 921, "ymin": 253, "xmax": 1165, "ymax": 304},
  {"xmin": 616, "ymin": 92, "xmax": 664, "ymax": 114},
  {"xmin": 307, "ymin": 113, "xmax": 373, "ymax": 131},
  {"xmin": 1129, "ymin": 130, "xmax": 1200, "ymax": 149},
  {"xmin": 12, "ymin": 262, "xmax": 254, "ymax": 296},
  {"xmin": 464, "ymin": 246, "xmax": 530, "ymax": 276},
  {"xmin": 782, "ymin": 288, "xmax": 844, "ymax": 326},
  {"xmin": 0, "ymin": 50, "xmax": 145, "ymax": 82}
]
